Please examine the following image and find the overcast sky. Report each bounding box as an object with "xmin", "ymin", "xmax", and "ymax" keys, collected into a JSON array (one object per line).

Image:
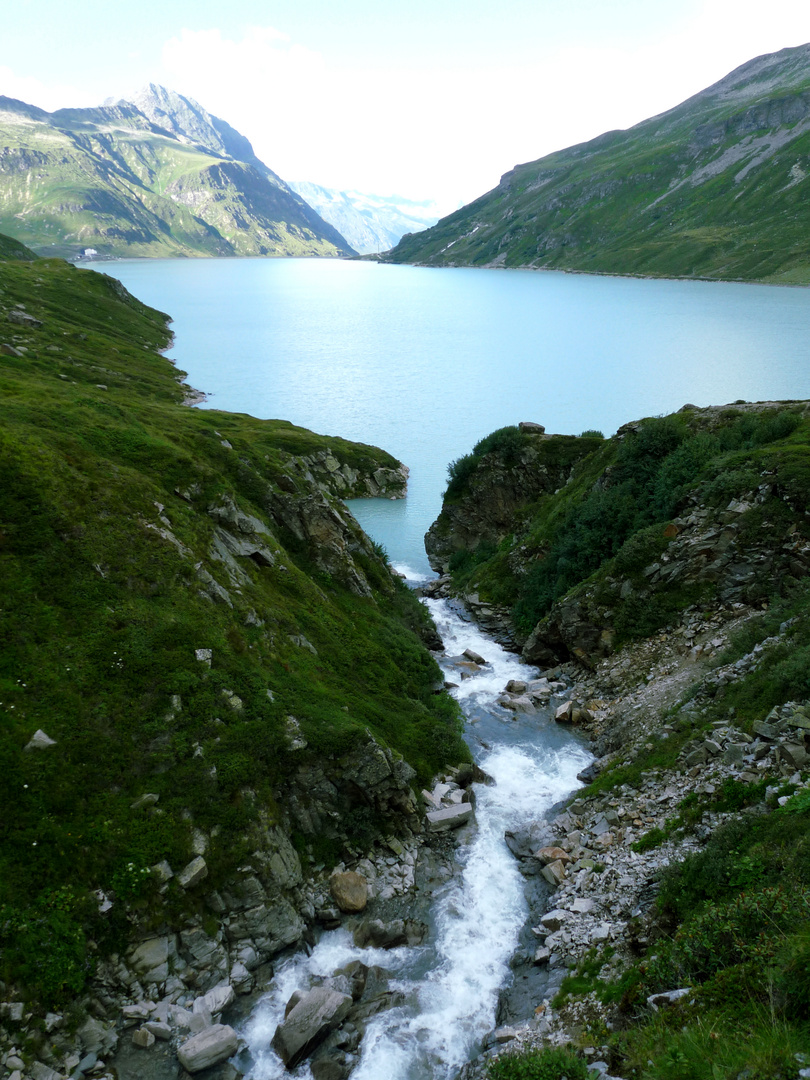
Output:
[{"xmin": 3, "ymin": 0, "xmax": 810, "ymax": 213}]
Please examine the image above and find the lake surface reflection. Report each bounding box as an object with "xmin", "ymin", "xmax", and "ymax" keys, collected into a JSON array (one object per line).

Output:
[{"xmin": 98, "ymin": 258, "xmax": 810, "ymax": 572}]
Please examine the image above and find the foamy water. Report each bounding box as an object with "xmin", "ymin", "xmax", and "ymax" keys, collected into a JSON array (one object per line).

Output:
[{"xmin": 241, "ymin": 590, "xmax": 591, "ymax": 1079}]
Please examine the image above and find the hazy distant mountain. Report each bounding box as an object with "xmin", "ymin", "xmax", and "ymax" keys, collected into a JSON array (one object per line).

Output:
[
  {"xmin": 289, "ymin": 182, "xmax": 439, "ymax": 254},
  {"xmin": 0, "ymin": 86, "xmax": 354, "ymax": 259},
  {"xmin": 387, "ymin": 43, "xmax": 810, "ymax": 284}
]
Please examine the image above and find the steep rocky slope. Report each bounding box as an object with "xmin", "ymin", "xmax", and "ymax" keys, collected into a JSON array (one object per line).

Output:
[
  {"xmin": 386, "ymin": 43, "xmax": 810, "ymax": 283},
  {"xmin": 427, "ymin": 404, "xmax": 810, "ymax": 664},
  {"xmin": 0, "ymin": 91, "xmax": 353, "ymax": 259},
  {"xmin": 426, "ymin": 406, "xmax": 810, "ymax": 1080},
  {"xmin": 0, "ymin": 243, "xmax": 467, "ymax": 1077}
]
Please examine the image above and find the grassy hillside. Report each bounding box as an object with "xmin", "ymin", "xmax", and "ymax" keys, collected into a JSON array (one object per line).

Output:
[
  {"xmin": 387, "ymin": 43, "xmax": 810, "ymax": 283},
  {"xmin": 0, "ymin": 249, "xmax": 465, "ymax": 1003},
  {"xmin": 0, "ymin": 96, "xmax": 354, "ymax": 259},
  {"xmin": 431, "ymin": 406, "xmax": 810, "ymax": 653}
]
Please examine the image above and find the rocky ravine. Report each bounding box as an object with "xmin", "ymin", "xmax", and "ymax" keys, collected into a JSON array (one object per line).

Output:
[
  {"xmin": 453, "ymin": 598, "xmax": 810, "ymax": 1079},
  {"xmin": 0, "ymin": 747, "xmax": 478, "ymax": 1080}
]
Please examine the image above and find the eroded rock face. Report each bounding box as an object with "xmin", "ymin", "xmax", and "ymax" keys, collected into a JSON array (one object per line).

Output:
[
  {"xmin": 522, "ymin": 486, "xmax": 810, "ymax": 666},
  {"xmin": 425, "ymin": 436, "xmax": 589, "ymax": 574}
]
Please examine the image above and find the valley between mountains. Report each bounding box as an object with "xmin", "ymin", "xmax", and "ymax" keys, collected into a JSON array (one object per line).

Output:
[{"xmin": 1, "ymin": 242, "xmax": 809, "ymax": 1080}]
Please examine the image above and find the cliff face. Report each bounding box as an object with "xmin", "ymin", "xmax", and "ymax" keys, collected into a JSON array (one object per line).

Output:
[
  {"xmin": 426, "ymin": 431, "xmax": 598, "ymax": 572},
  {"xmin": 0, "ymin": 246, "xmax": 466, "ymax": 1041},
  {"xmin": 429, "ymin": 403, "xmax": 810, "ymax": 665}
]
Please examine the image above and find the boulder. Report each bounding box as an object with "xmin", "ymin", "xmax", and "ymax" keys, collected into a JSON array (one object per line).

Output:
[
  {"xmin": 540, "ymin": 910, "xmax": 569, "ymax": 932},
  {"xmin": 647, "ymin": 988, "xmax": 691, "ymax": 1010},
  {"xmin": 271, "ymin": 987, "xmax": 353, "ymax": 1069},
  {"xmin": 29, "ymin": 1064, "xmax": 63, "ymax": 1080},
  {"xmin": 426, "ymin": 803, "xmax": 474, "ymax": 831},
  {"xmin": 540, "ymin": 860, "xmax": 567, "ymax": 887},
  {"xmin": 499, "ymin": 694, "xmax": 536, "ymax": 713},
  {"xmin": 330, "ymin": 871, "xmax": 368, "ymax": 913},
  {"xmin": 177, "ymin": 856, "xmax": 208, "ymax": 889},
  {"xmin": 143, "ymin": 1021, "xmax": 172, "ymax": 1041},
  {"xmin": 177, "ymin": 1024, "xmax": 239, "ymax": 1073},
  {"xmin": 129, "ymin": 936, "xmax": 175, "ymax": 983},
  {"xmin": 130, "ymin": 793, "xmax": 159, "ymax": 811},
  {"xmin": 25, "ymin": 729, "xmax": 57, "ymax": 750},
  {"xmin": 194, "ymin": 983, "xmax": 235, "ymax": 1017},
  {"xmin": 782, "ymin": 742, "xmax": 810, "ymax": 769},
  {"xmin": 519, "ymin": 421, "xmax": 545, "ymax": 433},
  {"xmin": 132, "ymin": 1027, "xmax": 155, "ymax": 1048},
  {"xmin": 534, "ymin": 846, "xmax": 571, "ymax": 865},
  {"xmin": 463, "ymin": 649, "xmax": 487, "ymax": 665},
  {"xmin": 353, "ymin": 918, "xmax": 426, "ymax": 949}
]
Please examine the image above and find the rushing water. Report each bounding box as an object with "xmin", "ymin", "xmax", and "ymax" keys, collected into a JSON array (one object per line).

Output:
[{"xmin": 239, "ymin": 574, "xmax": 591, "ymax": 1080}]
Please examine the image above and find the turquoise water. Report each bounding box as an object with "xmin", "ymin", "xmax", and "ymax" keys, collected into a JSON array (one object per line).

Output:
[{"xmin": 99, "ymin": 258, "xmax": 810, "ymax": 574}]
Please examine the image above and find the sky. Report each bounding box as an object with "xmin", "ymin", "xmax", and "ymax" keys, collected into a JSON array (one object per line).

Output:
[{"xmin": 3, "ymin": 0, "xmax": 810, "ymax": 214}]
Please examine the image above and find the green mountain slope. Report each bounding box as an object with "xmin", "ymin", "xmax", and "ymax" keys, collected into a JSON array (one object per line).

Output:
[
  {"xmin": 0, "ymin": 243, "xmax": 465, "ymax": 1003},
  {"xmin": 387, "ymin": 43, "xmax": 810, "ymax": 283},
  {"xmin": 0, "ymin": 92, "xmax": 354, "ymax": 259}
]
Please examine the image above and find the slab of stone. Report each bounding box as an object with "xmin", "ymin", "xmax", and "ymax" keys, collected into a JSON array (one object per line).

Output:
[
  {"xmin": 781, "ymin": 742, "xmax": 809, "ymax": 768},
  {"xmin": 463, "ymin": 649, "xmax": 487, "ymax": 665},
  {"xmin": 132, "ymin": 1027, "xmax": 155, "ymax": 1048},
  {"xmin": 122, "ymin": 1003, "xmax": 152, "ymax": 1025},
  {"xmin": 25, "ymin": 729, "xmax": 57, "ymax": 750},
  {"xmin": 540, "ymin": 860, "xmax": 567, "ymax": 887},
  {"xmin": 177, "ymin": 856, "xmax": 208, "ymax": 889},
  {"xmin": 540, "ymin": 909, "xmax": 569, "ymax": 932},
  {"xmin": 271, "ymin": 987, "xmax": 352, "ymax": 1069},
  {"xmin": 143, "ymin": 1021, "xmax": 172, "ymax": 1041},
  {"xmin": 177, "ymin": 1024, "xmax": 239, "ymax": 1073},
  {"xmin": 647, "ymin": 988, "xmax": 691, "ymax": 1010},
  {"xmin": 29, "ymin": 1064, "xmax": 63, "ymax": 1080},
  {"xmin": 555, "ymin": 701, "xmax": 574, "ymax": 723},
  {"xmin": 426, "ymin": 803, "xmax": 474, "ymax": 832},
  {"xmin": 571, "ymin": 898, "xmax": 596, "ymax": 915},
  {"xmin": 130, "ymin": 936, "xmax": 174, "ymax": 982},
  {"xmin": 752, "ymin": 720, "xmax": 779, "ymax": 739},
  {"xmin": 195, "ymin": 983, "xmax": 235, "ymax": 1017},
  {"xmin": 534, "ymin": 846, "xmax": 571, "ymax": 865}
]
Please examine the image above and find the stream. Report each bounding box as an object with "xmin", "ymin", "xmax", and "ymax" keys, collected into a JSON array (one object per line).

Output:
[{"xmin": 239, "ymin": 566, "xmax": 592, "ymax": 1080}]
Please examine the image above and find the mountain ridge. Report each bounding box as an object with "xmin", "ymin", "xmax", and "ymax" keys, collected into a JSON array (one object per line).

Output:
[
  {"xmin": 385, "ymin": 43, "xmax": 810, "ymax": 283},
  {"xmin": 288, "ymin": 180, "xmax": 440, "ymax": 254},
  {"xmin": 0, "ymin": 86, "xmax": 355, "ymax": 259}
]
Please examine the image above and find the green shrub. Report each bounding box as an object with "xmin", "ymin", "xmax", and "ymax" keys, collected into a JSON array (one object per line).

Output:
[
  {"xmin": 487, "ymin": 1046, "xmax": 589, "ymax": 1080},
  {"xmin": 445, "ymin": 426, "xmax": 528, "ymax": 498},
  {"xmin": 473, "ymin": 425, "xmax": 525, "ymax": 462}
]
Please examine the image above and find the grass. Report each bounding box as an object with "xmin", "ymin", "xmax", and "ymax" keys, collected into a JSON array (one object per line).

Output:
[{"xmin": 0, "ymin": 251, "xmax": 467, "ymax": 1004}]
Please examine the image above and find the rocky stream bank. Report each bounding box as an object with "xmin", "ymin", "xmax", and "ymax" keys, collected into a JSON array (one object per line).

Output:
[{"xmin": 4, "ymin": 588, "xmax": 809, "ymax": 1080}]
